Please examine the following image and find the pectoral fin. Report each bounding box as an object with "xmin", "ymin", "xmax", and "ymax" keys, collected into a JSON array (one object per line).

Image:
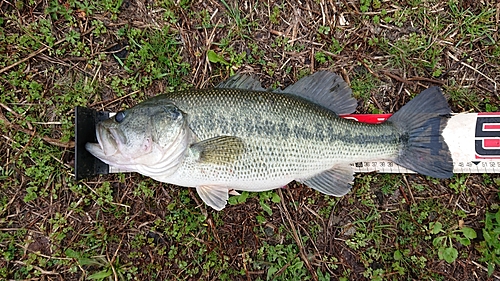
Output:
[
  {"xmin": 196, "ymin": 186, "xmax": 229, "ymax": 211},
  {"xmin": 299, "ymin": 164, "xmax": 354, "ymax": 196},
  {"xmin": 190, "ymin": 136, "xmax": 246, "ymax": 165}
]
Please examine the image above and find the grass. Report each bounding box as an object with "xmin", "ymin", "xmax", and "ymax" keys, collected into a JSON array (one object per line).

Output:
[{"xmin": 0, "ymin": 0, "xmax": 499, "ymax": 280}]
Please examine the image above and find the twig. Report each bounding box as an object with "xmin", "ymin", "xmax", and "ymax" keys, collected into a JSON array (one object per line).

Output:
[
  {"xmin": 0, "ymin": 37, "xmax": 65, "ymax": 75},
  {"xmin": 469, "ymin": 260, "xmax": 500, "ymax": 280},
  {"xmin": 15, "ymin": 242, "xmax": 72, "ymax": 260},
  {"xmin": 381, "ymin": 70, "xmax": 412, "ymax": 84},
  {"xmin": 0, "ymin": 106, "xmax": 74, "ymax": 148},
  {"xmin": 110, "ymin": 237, "xmax": 124, "ymax": 281},
  {"xmin": 14, "ymin": 260, "xmax": 59, "ymax": 275},
  {"xmin": 402, "ymin": 174, "xmax": 415, "ymax": 205},
  {"xmin": 104, "ymin": 249, "xmax": 118, "ymax": 281},
  {"xmin": 398, "ymin": 185, "xmax": 410, "ymax": 205},
  {"xmin": 88, "ymin": 90, "xmax": 140, "ymax": 108},
  {"xmin": 382, "ymin": 71, "xmax": 445, "ymax": 86},
  {"xmin": 447, "ymin": 51, "xmax": 497, "ymax": 92},
  {"xmin": 277, "ymin": 189, "xmax": 318, "ymax": 281},
  {"xmin": 407, "ymin": 76, "xmax": 445, "ymax": 85},
  {"xmin": 0, "ymin": 26, "xmax": 95, "ymax": 74}
]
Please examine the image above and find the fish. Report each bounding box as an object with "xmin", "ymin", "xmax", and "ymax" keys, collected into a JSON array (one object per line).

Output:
[{"xmin": 85, "ymin": 71, "xmax": 453, "ymax": 211}]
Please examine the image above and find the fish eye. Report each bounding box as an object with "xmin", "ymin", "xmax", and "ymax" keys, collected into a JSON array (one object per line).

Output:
[
  {"xmin": 162, "ymin": 105, "xmax": 181, "ymax": 120},
  {"xmin": 170, "ymin": 107, "xmax": 180, "ymax": 119},
  {"xmin": 115, "ymin": 111, "xmax": 126, "ymax": 123}
]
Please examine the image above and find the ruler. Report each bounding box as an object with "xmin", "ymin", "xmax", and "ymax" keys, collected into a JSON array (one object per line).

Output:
[
  {"xmin": 340, "ymin": 113, "xmax": 500, "ymax": 174},
  {"xmin": 75, "ymin": 108, "xmax": 500, "ymax": 178}
]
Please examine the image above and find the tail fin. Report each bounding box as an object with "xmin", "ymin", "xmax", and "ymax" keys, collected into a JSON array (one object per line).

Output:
[{"xmin": 388, "ymin": 87, "xmax": 453, "ymax": 178}]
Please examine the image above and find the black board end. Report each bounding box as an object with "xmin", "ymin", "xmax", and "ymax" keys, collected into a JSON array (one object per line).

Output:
[{"xmin": 74, "ymin": 106, "xmax": 110, "ymax": 180}]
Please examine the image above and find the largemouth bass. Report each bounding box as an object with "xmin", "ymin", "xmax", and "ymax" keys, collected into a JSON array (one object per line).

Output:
[{"xmin": 86, "ymin": 72, "xmax": 453, "ymax": 210}]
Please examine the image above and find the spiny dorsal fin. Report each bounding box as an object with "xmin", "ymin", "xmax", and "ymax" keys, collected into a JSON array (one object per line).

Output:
[
  {"xmin": 190, "ymin": 136, "xmax": 246, "ymax": 165},
  {"xmin": 278, "ymin": 71, "xmax": 358, "ymax": 115},
  {"xmin": 298, "ymin": 164, "xmax": 354, "ymax": 196},
  {"xmin": 216, "ymin": 74, "xmax": 266, "ymax": 91}
]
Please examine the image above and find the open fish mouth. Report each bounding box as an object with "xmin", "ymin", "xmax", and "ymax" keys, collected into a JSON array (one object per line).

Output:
[{"xmin": 94, "ymin": 124, "xmax": 122, "ymax": 156}]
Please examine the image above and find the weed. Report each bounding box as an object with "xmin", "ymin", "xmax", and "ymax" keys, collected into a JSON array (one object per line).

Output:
[
  {"xmin": 483, "ymin": 98, "xmax": 499, "ymax": 112},
  {"xmin": 379, "ymin": 174, "xmax": 402, "ymax": 195},
  {"xmin": 448, "ymin": 174, "xmax": 468, "ymax": 194},
  {"xmin": 228, "ymin": 191, "xmax": 250, "ymax": 206},
  {"xmin": 447, "ymin": 2, "xmax": 496, "ymax": 47},
  {"xmin": 66, "ymin": 249, "xmax": 137, "ymax": 280},
  {"xmin": 258, "ymin": 190, "xmax": 281, "ymax": 216},
  {"xmin": 270, "ymin": 5, "xmax": 283, "ymax": 25},
  {"xmin": 360, "ymin": 0, "xmax": 381, "ymax": 13},
  {"xmin": 350, "ymin": 71, "xmax": 381, "ymax": 113},
  {"xmin": 132, "ymin": 181, "xmax": 155, "ymax": 198},
  {"xmin": 264, "ymin": 61, "xmax": 278, "ymax": 76},
  {"xmin": 207, "ymin": 48, "xmax": 245, "ymax": 75},
  {"xmin": 46, "ymin": 0, "xmax": 74, "ymax": 21},
  {"xmin": 220, "ymin": 0, "xmax": 250, "ymax": 38},
  {"xmin": 388, "ymin": 32, "xmax": 443, "ymax": 71},
  {"xmin": 122, "ymin": 26, "xmax": 190, "ymax": 89},
  {"xmin": 317, "ymin": 25, "xmax": 330, "ymax": 36},
  {"xmin": 392, "ymin": 249, "xmax": 428, "ymax": 276},
  {"xmin": 207, "ymin": 50, "xmax": 229, "ymax": 66},
  {"xmin": 353, "ymin": 174, "xmax": 377, "ymax": 207},
  {"xmin": 255, "ymin": 242, "xmax": 309, "ymax": 281},
  {"xmin": 98, "ymin": 0, "xmax": 123, "ymax": 19},
  {"xmin": 477, "ymin": 206, "xmax": 500, "ymax": 276},
  {"xmin": 314, "ymin": 52, "xmax": 328, "ymax": 64},
  {"xmin": 446, "ymin": 86, "xmax": 481, "ymax": 111},
  {"xmin": 345, "ymin": 210, "xmax": 393, "ymax": 251},
  {"xmin": 429, "ymin": 221, "xmax": 477, "ymax": 263},
  {"xmin": 329, "ymin": 38, "xmax": 343, "ymax": 54}
]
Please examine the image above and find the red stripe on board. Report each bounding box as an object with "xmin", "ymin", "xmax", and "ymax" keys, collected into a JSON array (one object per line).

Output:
[
  {"xmin": 340, "ymin": 114, "xmax": 392, "ymax": 124},
  {"xmin": 478, "ymin": 112, "xmax": 500, "ymax": 116},
  {"xmin": 341, "ymin": 113, "xmax": 500, "ymax": 125},
  {"xmin": 484, "ymin": 139, "xmax": 500, "ymax": 148},
  {"xmin": 483, "ymin": 123, "xmax": 500, "ymax": 131}
]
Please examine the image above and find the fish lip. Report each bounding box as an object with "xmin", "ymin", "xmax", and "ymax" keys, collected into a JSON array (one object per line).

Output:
[
  {"xmin": 96, "ymin": 123, "xmax": 120, "ymax": 156},
  {"xmin": 95, "ymin": 123, "xmax": 104, "ymax": 151}
]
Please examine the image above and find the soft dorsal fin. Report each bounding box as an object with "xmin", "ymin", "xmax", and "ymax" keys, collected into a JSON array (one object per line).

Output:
[
  {"xmin": 298, "ymin": 164, "xmax": 354, "ymax": 196},
  {"xmin": 216, "ymin": 74, "xmax": 266, "ymax": 91},
  {"xmin": 190, "ymin": 136, "xmax": 246, "ymax": 165},
  {"xmin": 278, "ymin": 71, "xmax": 358, "ymax": 115}
]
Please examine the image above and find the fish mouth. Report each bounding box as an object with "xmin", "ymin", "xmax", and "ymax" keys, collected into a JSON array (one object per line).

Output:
[{"xmin": 87, "ymin": 124, "xmax": 123, "ymax": 157}]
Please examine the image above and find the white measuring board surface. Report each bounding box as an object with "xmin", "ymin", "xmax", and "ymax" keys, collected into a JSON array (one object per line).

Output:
[{"xmin": 106, "ymin": 112, "xmax": 500, "ymax": 174}]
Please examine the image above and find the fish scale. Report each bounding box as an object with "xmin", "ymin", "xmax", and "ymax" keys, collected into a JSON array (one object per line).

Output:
[{"xmin": 86, "ymin": 72, "xmax": 453, "ymax": 211}]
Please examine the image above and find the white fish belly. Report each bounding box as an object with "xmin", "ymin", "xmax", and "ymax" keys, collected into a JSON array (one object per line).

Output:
[{"xmin": 155, "ymin": 134, "xmax": 399, "ymax": 191}]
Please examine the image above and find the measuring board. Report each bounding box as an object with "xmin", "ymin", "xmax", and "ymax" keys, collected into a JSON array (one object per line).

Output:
[
  {"xmin": 74, "ymin": 107, "xmax": 500, "ymax": 180},
  {"xmin": 340, "ymin": 112, "xmax": 500, "ymax": 174}
]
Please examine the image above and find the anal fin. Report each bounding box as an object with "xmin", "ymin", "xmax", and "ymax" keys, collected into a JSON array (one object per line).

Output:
[
  {"xmin": 229, "ymin": 189, "xmax": 241, "ymax": 196},
  {"xmin": 196, "ymin": 186, "xmax": 229, "ymax": 211},
  {"xmin": 299, "ymin": 164, "xmax": 354, "ymax": 196}
]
